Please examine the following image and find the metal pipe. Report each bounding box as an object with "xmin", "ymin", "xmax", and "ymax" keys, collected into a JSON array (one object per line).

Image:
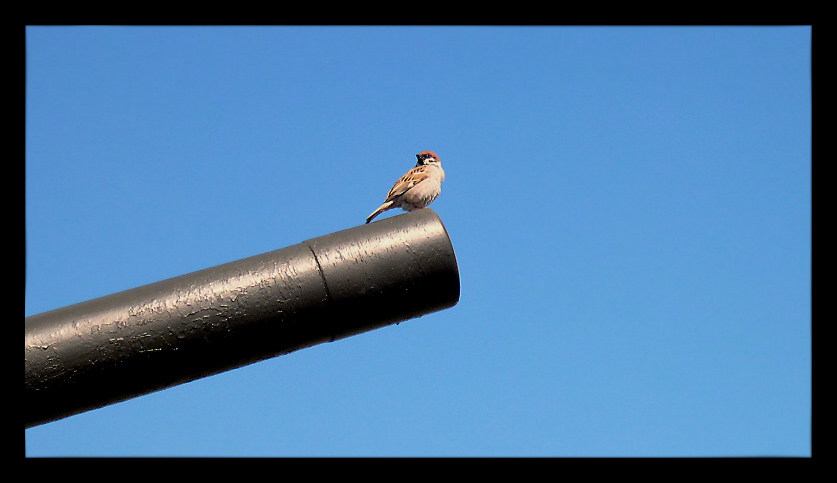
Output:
[{"xmin": 25, "ymin": 209, "xmax": 459, "ymax": 428}]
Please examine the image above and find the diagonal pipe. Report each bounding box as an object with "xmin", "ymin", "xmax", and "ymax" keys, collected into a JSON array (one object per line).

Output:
[{"xmin": 25, "ymin": 209, "xmax": 459, "ymax": 428}]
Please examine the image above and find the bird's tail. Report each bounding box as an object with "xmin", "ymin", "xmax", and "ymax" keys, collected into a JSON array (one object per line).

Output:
[{"xmin": 366, "ymin": 201, "xmax": 393, "ymax": 224}]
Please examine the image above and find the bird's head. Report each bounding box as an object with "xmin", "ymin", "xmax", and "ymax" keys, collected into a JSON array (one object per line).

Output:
[{"xmin": 416, "ymin": 151, "xmax": 441, "ymax": 167}]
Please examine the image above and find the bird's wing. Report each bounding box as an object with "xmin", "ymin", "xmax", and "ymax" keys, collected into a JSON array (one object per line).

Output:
[{"xmin": 385, "ymin": 167, "xmax": 429, "ymax": 201}]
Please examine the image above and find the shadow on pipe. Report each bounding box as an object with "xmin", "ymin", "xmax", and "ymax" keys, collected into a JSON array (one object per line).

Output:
[{"xmin": 25, "ymin": 209, "xmax": 459, "ymax": 428}]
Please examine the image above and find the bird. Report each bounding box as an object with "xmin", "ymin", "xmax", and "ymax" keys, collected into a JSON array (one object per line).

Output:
[{"xmin": 366, "ymin": 151, "xmax": 445, "ymax": 224}]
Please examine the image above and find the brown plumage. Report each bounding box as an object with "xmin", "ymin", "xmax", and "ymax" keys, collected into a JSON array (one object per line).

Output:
[{"xmin": 366, "ymin": 151, "xmax": 445, "ymax": 224}]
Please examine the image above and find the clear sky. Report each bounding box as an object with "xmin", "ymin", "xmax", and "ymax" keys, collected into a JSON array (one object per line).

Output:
[{"xmin": 25, "ymin": 26, "xmax": 811, "ymax": 456}]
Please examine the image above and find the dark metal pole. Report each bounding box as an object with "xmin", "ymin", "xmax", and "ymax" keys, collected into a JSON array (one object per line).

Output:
[{"xmin": 25, "ymin": 209, "xmax": 459, "ymax": 428}]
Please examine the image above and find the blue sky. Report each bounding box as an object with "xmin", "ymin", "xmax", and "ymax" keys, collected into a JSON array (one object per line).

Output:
[{"xmin": 25, "ymin": 26, "xmax": 811, "ymax": 456}]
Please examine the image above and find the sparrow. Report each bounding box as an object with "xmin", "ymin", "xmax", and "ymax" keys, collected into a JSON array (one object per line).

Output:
[{"xmin": 366, "ymin": 151, "xmax": 445, "ymax": 224}]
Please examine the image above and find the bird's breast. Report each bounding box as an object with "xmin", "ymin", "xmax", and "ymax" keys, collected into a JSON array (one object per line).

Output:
[{"xmin": 403, "ymin": 174, "xmax": 442, "ymax": 207}]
